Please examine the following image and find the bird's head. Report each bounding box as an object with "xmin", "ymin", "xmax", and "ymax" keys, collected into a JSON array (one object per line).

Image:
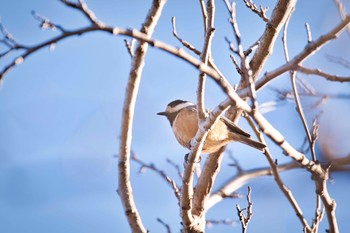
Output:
[{"xmin": 157, "ymin": 99, "xmax": 195, "ymax": 125}]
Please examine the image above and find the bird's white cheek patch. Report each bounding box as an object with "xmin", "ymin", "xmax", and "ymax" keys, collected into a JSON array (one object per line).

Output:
[{"xmin": 166, "ymin": 102, "xmax": 195, "ymax": 113}]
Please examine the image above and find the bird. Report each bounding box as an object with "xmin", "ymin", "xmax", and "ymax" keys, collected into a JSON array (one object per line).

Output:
[{"xmin": 157, "ymin": 99, "xmax": 266, "ymax": 154}]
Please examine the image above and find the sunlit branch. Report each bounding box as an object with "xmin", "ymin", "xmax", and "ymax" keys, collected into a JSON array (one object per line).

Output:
[
  {"xmin": 117, "ymin": 1, "xmax": 167, "ymax": 232},
  {"xmin": 297, "ymin": 66, "xmax": 350, "ymax": 82},
  {"xmin": 242, "ymin": 0, "xmax": 269, "ymax": 22},
  {"xmin": 254, "ymin": 14, "xmax": 350, "ymax": 93}
]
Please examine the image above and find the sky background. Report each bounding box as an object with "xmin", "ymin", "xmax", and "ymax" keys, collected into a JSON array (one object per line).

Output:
[{"xmin": 0, "ymin": 0, "xmax": 349, "ymax": 232}]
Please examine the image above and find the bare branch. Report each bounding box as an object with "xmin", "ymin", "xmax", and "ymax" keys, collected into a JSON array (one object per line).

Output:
[
  {"xmin": 207, "ymin": 161, "xmax": 298, "ymax": 210},
  {"xmin": 117, "ymin": 1, "xmax": 167, "ymax": 232},
  {"xmin": 180, "ymin": 106, "xmax": 230, "ymax": 231},
  {"xmin": 305, "ymin": 23, "xmax": 312, "ymax": 43},
  {"xmin": 0, "ymin": 22, "xmax": 28, "ymax": 59},
  {"xmin": 315, "ymin": 166, "xmax": 338, "ymax": 233},
  {"xmin": 123, "ymin": 39, "xmax": 135, "ymax": 57},
  {"xmin": 236, "ymin": 186, "xmax": 253, "ymax": 233},
  {"xmin": 230, "ymin": 54, "xmax": 242, "ymax": 74},
  {"xmin": 261, "ymin": 134, "xmax": 312, "ymax": 230},
  {"xmin": 250, "ymin": 0, "xmax": 296, "ymax": 80},
  {"xmin": 0, "ymin": 22, "xmax": 17, "ymax": 45},
  {"xmin": 198, "ymin": 0, "xmax": 208, "ymax": 33},
  {"xmin": 181, "ymin": 2, "xmax": 218, "ymax": 230},
  {"xmin": 224, "ymin": 0, "xmax": 258, "ymax": 110},
  {"xmin": 166, "ymin": 158, "xmax": 183, "ymax": 179},
  {"xmin": 297, "ymin": 66, "xmax": 350, "ymax": 82},
  {"xmin": 242, "ymin": 0, "xmax": 269, "ymax": 22},
  {"xmin": 244, "ymin": 40, "xmax": 260, "ymax": 56},
  {"xmin": 333, "ymin": 0, "xmax": 350, "ymax": 36},
  {"xmin": 131, "ymin": 152, "xmax": 181, "ymax": 201},
  {"xmin": 171, "ymin": 17, "xmax": 201, "ymax": 55},
  {"xmin": 157, "ymin": 218, "xmax": 172, "ymax": 233},
  {"xmin": 254, "ymin": 15, "xmax": 350, "ymax": 94},
  {"xmin": 31, "ymin": 11, "xmax": 66, "ymax": 32},
  {"xmin": 60, "ymin": 0, "xmax": 103, "ymax": 26},
  {"xmin": 311, "ymin": 205, "xmax": 325, "ymax": 232},
  {"xmin": 179, "ymin": 1, "xmax": 216, "ymax": 230},
  {"xmin": 0, "ymin": 25, "xmax": 100, "ymax": 81},
  {"xmin": 282, "ymin": 12, "xmax": 316, "ymax": 162},
  {"xmin": 192, "ymin": 148, "xmax": 225, "ymax": 216},
  {"xmin": 225, "ymin": 1, "xmax": 242, "ymax": 47}
]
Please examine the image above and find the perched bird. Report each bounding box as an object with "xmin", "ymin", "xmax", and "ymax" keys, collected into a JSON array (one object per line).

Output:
[{"xmin": 157, "ymin": 99, "xmax": 266, "ymax": 154}]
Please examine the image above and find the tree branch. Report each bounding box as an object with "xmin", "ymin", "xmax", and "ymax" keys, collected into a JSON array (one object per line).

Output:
[
  {"xmin": 253, "ymin": 119, "xmax": 312, "ymax": 231},
  {"xmin": 236, "ymin": 186, "xmax": 253, "ymax": 233},
  {"xmin": 196, "ymin": 0, "xmax": 215, "ymax": 120},
  {"xmin": 192, "ymin": 148, "xmax": 225, "ymax": 216},
  {"xmin": 189, "ymin": 0, "xmax": 218, "ymax": 224},
  {"xmin": 117, "ymin": 1, "xmax": 167, "ymax": 232},
  {"xmin": 333, "ymin": 0, "xmax": 350, "ymax": 36},
  {"xmin": 131, "ymin": 152, "xmax": 181, "ymax": 201},
  {"xmin": 281, "ymin": 11, "xmax": 316, "ymax": 162},
  {"xmin": 297, "ymin": 66, "xmax": 350, "ymax": 82},
  {"xmin": 207, "ymin": 161, "xmax": 298, "ymax": 210},
  {"xmin": 254, "ymin": 14, "xmax": 350, "ymax": 93},
  {"xmin": 60, "ymin": 0, "xmax": 103, "ymax": 26},
  {"xmin": 249, "ymin": 0, "xmax": 296, "ymax": 80},
  {"xmin": 242, "ymin": 0, "xmax": 269, "ymax": 22}
]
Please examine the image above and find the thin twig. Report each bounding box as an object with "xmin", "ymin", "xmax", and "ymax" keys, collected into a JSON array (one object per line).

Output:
[
  {"xmin": 282, "ymin": 11, "xmax": 316, "ymax": 162},
  {"xmin": 246, "ymin": 116, "xmax": 312, "ymax": 232},
  {"xmin": 305, "ymin": 23, "xmax": 312, "ymax": 43},
  {"xmin": 283, "ymin": 14, "xmax": 323, "ymax": 232},
  {"xmin": 60, "ymin": 0, "xmax": 102, "ymax": 26},
  {"xmin": 249, "ymin": 0, "xmax": 296, "ymax": 80},
  {"xmin": 224, "ymin": 1, "xmax": 257, "ymax": 109},
  {"xmin": 230, "ymin": 54, "xmax": 242, "ymax": 74},
  {"xmin": 198, "ymin": 0, "xmax": 208, "ymax": 34},
  {"xmin": 242, "ymin": 0, "xmax": 269, "ymax": 22},
  {"xmin": 0, "ymin": 25, "xmax": 101, "ymax": 81},
  {"xmin": 236, "ymin": 186, "xmax": 253, "ymax": 233},
  {"xmin": 131, "ymin": 152, "xmax": 181, "ymax": 201},
  {"xmin": 207, "ymin": 161, "xmax": 298, "ymax": 210},
  {"xmin": 244, "ymin": 40, "xmax": 260, "ymax": 56},
  {"xmin": 171, "ymin": 17, "xmax": 201, "ymax": 55},
  {"xmin": 166, "ymin": 158, "xmax": 183, "ymax": 179},
  {"xmin": 297, "ymin": 65, "xmax": 350, "ymax": 82},
  {"xmin": 156, "ymin": 218, "xmax": 172, "ymax": 233},
  {"xmin": 333, "ymin": 0, "xmax": 350, "ymax": 36},
  {"xmin": 124, "ymin": 39, "xmax": 135, "ymax": 57},
  {"xmin": 197, "ymin": 0, "xmax": 215, "ymax": 119},
  {"xmin": 253, "ymin": 15, "xmax": 350, "ymax": 93},
  {"xmin": 272, "ymin": 87, "xmax": 350, "ymax": 102},
  {"xmin": 31, "ymin": 11, "xmax": 66, "ymax": 32}
]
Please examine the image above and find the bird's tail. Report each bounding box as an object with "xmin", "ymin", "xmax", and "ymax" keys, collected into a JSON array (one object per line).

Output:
[{"xmin": 232, "ymin": 134, "xmax": 266, "ymax": 151}]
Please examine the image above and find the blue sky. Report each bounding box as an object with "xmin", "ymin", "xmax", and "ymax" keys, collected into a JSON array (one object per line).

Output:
[{"xmin": 0, "ymin": 1, "xmax": 350, "ymax": 232}]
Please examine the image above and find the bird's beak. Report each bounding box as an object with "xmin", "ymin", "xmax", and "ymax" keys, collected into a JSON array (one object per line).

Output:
[{"xmin": 157, "ymin": 111, "xmax": 167, "ymax": 116}]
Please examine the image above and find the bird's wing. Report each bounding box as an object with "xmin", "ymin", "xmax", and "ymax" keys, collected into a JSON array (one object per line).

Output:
[{"xmin": 220, "ymin": 116, "xmax": 251, "ymax": 137}]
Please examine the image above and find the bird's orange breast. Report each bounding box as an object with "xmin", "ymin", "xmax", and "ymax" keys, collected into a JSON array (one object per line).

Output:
[
  {"xmin": 172, "ymin": 108, "xmax": 231, "ymax": 153},
  {"xmin": 172, "ymin": 108, "xmax": 199, "ymax": 149}
]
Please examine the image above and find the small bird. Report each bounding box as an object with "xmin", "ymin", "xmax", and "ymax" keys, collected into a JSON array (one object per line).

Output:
[{"xmin": 157, "ymin": 99, "xmax": 266, "ymax": 154}]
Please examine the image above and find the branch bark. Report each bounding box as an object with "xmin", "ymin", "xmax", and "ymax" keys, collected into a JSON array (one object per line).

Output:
[
  {"xmin": 249, "ymin": 0, "xmax": 296, "ymax": 80},
  {"xmin": 117, "ymin": 1, "xmax": 166, "ymax": 233},
  {"xmin": 191, "ymin": 0, "xmax": 218, "ymax": 223}
]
